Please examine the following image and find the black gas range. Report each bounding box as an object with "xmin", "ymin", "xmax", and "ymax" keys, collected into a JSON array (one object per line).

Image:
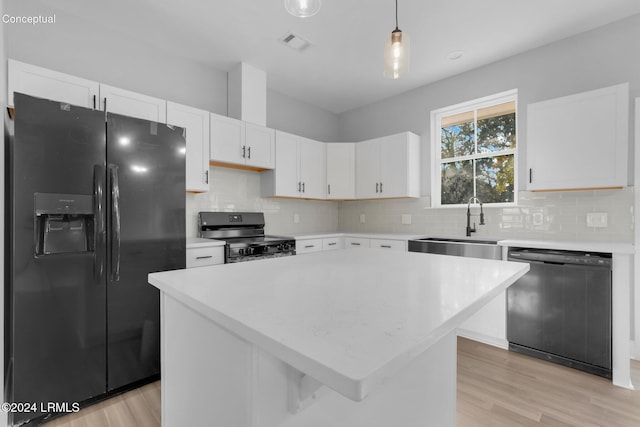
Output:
[{"xmin": 198, "ymin": 212, "xmax": 296, "ymax": 263}]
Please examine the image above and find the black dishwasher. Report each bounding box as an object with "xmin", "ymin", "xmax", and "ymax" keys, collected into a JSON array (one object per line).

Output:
[{"xmin": 506, "ymin": 247, "xmax": 612, "ymax": 378}]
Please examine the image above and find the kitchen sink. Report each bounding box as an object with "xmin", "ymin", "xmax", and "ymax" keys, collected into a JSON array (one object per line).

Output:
[{"xmin": 408, "ymin": 237, "xmax": 502, "ymax": 260}]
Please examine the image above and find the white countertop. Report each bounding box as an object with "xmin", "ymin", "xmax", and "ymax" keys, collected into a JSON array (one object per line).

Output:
[
  {"xmin": 149, "ymin": 249, "xmax": 528, "ymax": 401},
  {"xmin": 186, "ymin": 237, "xmax": 225, "ymax": 248},
  {"xmin": 290, "ymin": 232, "xmax": 428, "ymax": 240}
]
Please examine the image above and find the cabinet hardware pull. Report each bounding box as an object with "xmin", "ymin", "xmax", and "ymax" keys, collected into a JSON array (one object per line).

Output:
[
  {"xmin": 248, "ymin": 146, "xmax": 251, "ymax": 159},
  {"xmin": 380, "ymin": 182, "xmax": 383, "ymax": 193},
  {"xmin": 93, "ymin": 95, "xmax": 96, "ymax": 110},
  {"xmin": 376, "ymin": 183, "xmax": 379, "ymax": 193},
  {"xmin": 242, "ymin": 146, "xmax": 246, "ymax": 158},
  {"xmin": 304, "ymin": 245, "xmax": 315, "ymax": 248},
  {"xmin": 351, "ymin": 242, "xmax": 361, "ymax": 246},
  {"xmin": 205, "ymin": 170, "xmax": 209, "ymax": 184},
  {"xmin": 302, "ymin": 182, "xmax": 305, "ymax": 193},
  {"xmin": 328, "ymin": 184, "xmax": 330, "ymax": 195},
  {"xmin": 381, "ymin": 245, "xmax": 392, "ymax": 248},
  {"xmin": 328, "ymin": 242, "xmax": 336, "ymax": 246},
  {"xmin": 196, "ymin": 256, "xmax": 213, "ymax": 260},
  {"xmin": 298, "ymin": 182, "xmax": 301, "ymax": 192},
  {"xmin": 529, "ymin": 168, "xmax": 532, "ymax": 183}
]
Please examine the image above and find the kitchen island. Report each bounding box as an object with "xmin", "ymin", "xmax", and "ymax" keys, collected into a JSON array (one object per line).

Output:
[{"xmin": 148, "ymin": 249, "xmax": 529, "ymax": 427}]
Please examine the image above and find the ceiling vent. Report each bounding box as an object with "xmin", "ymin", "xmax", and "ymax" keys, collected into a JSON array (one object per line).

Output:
[{"xmin": 279, "ymin": 32, "xmax": 312, "ymax": 52}]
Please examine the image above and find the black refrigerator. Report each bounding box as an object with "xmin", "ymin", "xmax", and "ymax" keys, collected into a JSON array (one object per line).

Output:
[{"xmin": 5, "ymin": 93, "xmax": 186, "ymax": 425}]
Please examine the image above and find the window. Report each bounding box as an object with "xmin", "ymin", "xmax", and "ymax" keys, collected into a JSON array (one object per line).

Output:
[{"xmin": 431, "ymin": 90, "xmax": 517, "ymax": 206}]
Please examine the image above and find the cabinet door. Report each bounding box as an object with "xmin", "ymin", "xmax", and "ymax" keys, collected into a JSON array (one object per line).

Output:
[
  {"xmin": 99, "ymin": 84, "xmax": 166, "ymax": 122},
  {"xmin": 370, "ymin": 239, "xmax": 406, "ymax": 251},
  {"xmin": 356, "ymin": 139, "xmax": 380, "ymax": 198},
  {"xmin": 167, "ymin": 102, "xmax": 210, "ymax": 193},
  {"xmin": 8, "ymin": 59, "xmax": 99, "ymax": 108},
  {"xmin": 322, "ymin": 237, "xmax": 344, "ymax": 250},
  {"xmin": 210, "ymin": 113, "xmax": 244, "ymax": 165},
  {"xmin": 527, "ymin": 83, "xmax": 628, "ymax": 190},
  {"xmin": 379, "ymin": 133, "xmax": 409, "ymax": 198},
  {"xmin": 299, "ymin": 138, "xmax": 326, "ymax": 199},
  {"xmin": 344, "ymin": 237, "xmax": 370, "ymax": 249},
  {"xmin": 186, "ymin": 247, "xmax": 224, "ymax": 268},
  {"xmin": 245, "ymin": 123, "xmax": 275, "ymax": 169},
  {"xmin": 296, "ymin": 239, "xmax": 323, "ymax": 254},
  {"xmin": 273, "ymin": 131, "xmax": 301, "ymax": 198},
  {"xmin": 326, "ymin": 143, "xmax": 355, "ymax": 199}
]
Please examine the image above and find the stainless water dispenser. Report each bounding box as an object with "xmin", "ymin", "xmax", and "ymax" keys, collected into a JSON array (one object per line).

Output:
[{"xmin": 34, "ymin": 193, "xmax": 94, "ymax": 256}]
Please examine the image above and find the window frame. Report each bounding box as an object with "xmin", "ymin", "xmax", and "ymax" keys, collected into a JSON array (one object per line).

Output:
[{"xmin": 430, "ymin": 89, "xmax": 519, "ymax": 208}]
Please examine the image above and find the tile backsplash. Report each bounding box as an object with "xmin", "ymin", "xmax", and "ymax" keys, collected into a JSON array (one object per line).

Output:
[
  {"xmin": 186, "ymin": 167, "xmax": 339, "ymax": 238},
  {"xmin": 338, "ymin": 187, "xmax": 634, "ymax": 242},
  {"xmin": 188, "ymin": 167, "xmax": 633, "ymax": 243}
]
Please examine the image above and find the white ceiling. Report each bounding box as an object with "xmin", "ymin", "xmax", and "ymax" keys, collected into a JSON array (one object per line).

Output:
[{"xmin": 33, "ymin": 0, "xmax": 640, "ymax": 113}]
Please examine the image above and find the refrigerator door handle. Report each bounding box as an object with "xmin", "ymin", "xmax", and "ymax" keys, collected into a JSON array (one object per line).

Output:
[
  {"xmin": 109, "ymin": 164, "xmax": 121, "ymax": 282},
  {"xmin": 94, "ymin": 165, "xmax": 106, "ymax": 282}
]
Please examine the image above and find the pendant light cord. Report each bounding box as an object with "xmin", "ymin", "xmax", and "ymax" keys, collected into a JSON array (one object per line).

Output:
[{"xmin": 395, "ymin": 0, "xmax": 399, "ymax": 30}]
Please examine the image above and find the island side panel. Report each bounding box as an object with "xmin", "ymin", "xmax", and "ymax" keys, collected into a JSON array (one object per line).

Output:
[
  {"xmin": 253, "ymin": 331, "xmax": 457, "ymax": 427},
  {"xmin": 161, "ymin": 290, "xmax": 458, "ymax": 427},
  {"xmin": 161, "ymin": 294, "xmax": 254, "ymax": 426}
]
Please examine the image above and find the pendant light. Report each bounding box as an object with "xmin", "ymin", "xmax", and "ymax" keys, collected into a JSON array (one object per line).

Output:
[
  {"xmin": 285, "ymin": 0, "xmax": 321, "ymax": 18},
  {"xmin": 384, "ymin": 0, "xmax": 410, "ymax": 79}
]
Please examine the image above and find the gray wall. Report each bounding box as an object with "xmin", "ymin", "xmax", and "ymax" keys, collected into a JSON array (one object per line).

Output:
[
  {"xmin": 4, "ymin": 0, "xmax": 228, "ymax": 114},
  {"xmin": 337, "ymin": 13, "xmax": 640, "ymax": 194},
  {"xmin": 267, "ymin": 89, "xmax": 339, "ymax": 142},
  {"xmin": 3, "ymin": 1, "xmax": 341, "ymax": 142}
]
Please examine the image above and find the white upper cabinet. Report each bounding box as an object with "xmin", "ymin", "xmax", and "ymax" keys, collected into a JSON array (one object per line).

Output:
[
  {"xmin": 244, "ymin": 122, "xmax": 275, "ymax": 169},
  {"xmin": 356, "ymin": 132, "xmax": 420, "ymax": 199},
  {"xmin": 526, "ymin": 83, "xmax": 629, "ymax": 191},
  {"xmin": 356, "ymin": 139, "xmax": 381, "ymax": 199},
  {"xmin": 326, "ymin": 143, "xmax": 355, "ymax": 199},
  {"xmin": 261, "ymin": 131, "xmax": 326, "ymax": 199},
  {"xmin": 299, "ymin": 137, "xmax": 327, "ymax": 199},
  {"xmin": 209, "ymin": 113, "xmax": 244, "ymax": 165},
  {"xmin": 166, "ymin": 102, "xmax": 210, "ymax": 193},
  {"xmin": 210, "ymin": 113, "xmax": 275, "ymax": 170},
  {"xmin": 99, "ymin": 84, "xmax": 167, "ymax": 123},
  {"xmin": 8, "ymin": 59, "xmax": 99, "ymax": 109}
]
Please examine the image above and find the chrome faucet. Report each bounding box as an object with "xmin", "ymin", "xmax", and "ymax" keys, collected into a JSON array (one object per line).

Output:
[{"xmin": 466, "ymin": 197, "xmax": 485, "ymax": 237}]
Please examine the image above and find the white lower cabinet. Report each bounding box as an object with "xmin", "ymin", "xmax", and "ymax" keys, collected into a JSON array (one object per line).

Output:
[
  {"xmin": 322, "ymin": 237, "xmax": 344, "ymax": 251},
  {"xmin": 344, "ymin": 237, "xmax": 371, "ymax": 249},
  {"xmin": 296, "ymin": 239, "xmax": 324, "ymax": 254},
  {"xmin": 296, "ymin": 237, "xmax": 344, "ymax": 255},
  {"xmin": 370, "ymin": 239, "xmax": 407, "ymax": 251},
  {"xmin": 186, "ymin": 246, "xmax": 224, "ymax": 268}
]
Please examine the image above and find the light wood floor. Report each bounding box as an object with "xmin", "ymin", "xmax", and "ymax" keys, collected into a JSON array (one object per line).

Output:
[{"xmin": 45, "ymin": 338, "xmax": 640, "ymax": 427}]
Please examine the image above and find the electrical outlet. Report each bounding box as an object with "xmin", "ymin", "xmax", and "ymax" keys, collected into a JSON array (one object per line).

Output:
[
  {"xmin": 401, "ymin": 214, "xmax": 412, "ymax": 225},
  {"xmin": 586, "ymin": 212, "xmax": 607, "ymax": 228},
  {"xmin": 293, "ymin": 213, "xmax": 300, "ymax": 224},
  {"xmin": 359, "ymin": 214, "xmax": 366, "ymax": 224}
]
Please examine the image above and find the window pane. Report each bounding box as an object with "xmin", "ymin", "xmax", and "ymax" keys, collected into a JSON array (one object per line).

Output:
[
  {"xmin": 441, "ymin": 160, "xmax": 473, "ymax": 205},
  {"xmin": 441, "ymin": 121, "xmax": 475, "ymax": 159},
  {"xmin": 477, "ymin": 101, "xmax": 516, "ymax": 153},
  {"xmin": 476, "ymin": 154, "xmax": 515, "ymax": 203}
]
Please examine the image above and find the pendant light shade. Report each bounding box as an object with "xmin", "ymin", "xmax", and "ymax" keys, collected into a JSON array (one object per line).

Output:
[
  {"xmin": 384, "ymin": 0, "xmax": 410, "ymax": 79},
  {"xmin": 285, "ymin": 0, "xmax": 321, "ymax": 18}
]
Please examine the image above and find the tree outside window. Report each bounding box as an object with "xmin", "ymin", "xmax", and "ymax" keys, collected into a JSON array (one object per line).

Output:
[{"xmin": 434, "ymin": 92, "xmax": 517, "ymax": 206}]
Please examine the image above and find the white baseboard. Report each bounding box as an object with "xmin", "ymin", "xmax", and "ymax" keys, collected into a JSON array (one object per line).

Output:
[
  {"xmin": 456, "ymin": 329, "xmax": 508, "ymax": 350},
  {"xmin": 632, "ymin": 340, "xmax": 640, "ymax": 360}
]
